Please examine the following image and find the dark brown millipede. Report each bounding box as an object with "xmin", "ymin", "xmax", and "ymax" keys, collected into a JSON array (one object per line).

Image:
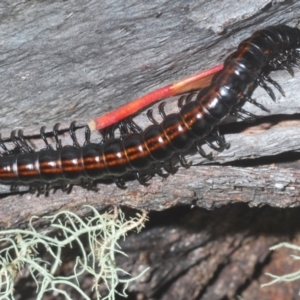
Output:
[{"xmin": 0, "ymin": 24, "xmax": 299, "ymax": 189}]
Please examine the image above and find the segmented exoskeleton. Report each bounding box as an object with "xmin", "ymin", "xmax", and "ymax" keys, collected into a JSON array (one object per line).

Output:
[{"xmin": 1, "ymin": 25, "xmax": 299, "ymax": 189}]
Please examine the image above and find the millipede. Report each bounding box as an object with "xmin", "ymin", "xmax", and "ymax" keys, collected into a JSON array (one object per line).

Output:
[{"xmin": 1, "ymin": 24, "xmax": 300, "ymax": 190}]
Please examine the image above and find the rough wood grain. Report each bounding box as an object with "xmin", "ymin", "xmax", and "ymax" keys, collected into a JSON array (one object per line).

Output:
[
  {"xmin": 1, "ymin": 1, "xmax": 300, "ymax": 227},
  {"xmin": 2, "ymin": 1, "xmax": 300, "ymax": 300},
  {"xmin": 117, "ymin": 205, "xmax": 300, "ymax": 300},
  {"xmin": 11, "ymin": 205, "xmax": 300, "ymax": 300}
]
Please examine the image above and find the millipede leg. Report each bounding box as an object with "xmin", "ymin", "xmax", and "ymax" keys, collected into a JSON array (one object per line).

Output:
[
  {"xmin": 231, "ymin": 107, "xmax": 257, "ymax": 122},
  {"xmin": 196, "ymin": 142, "xmax": 213, "ymax": 159},
  {"xmin": 80, "ymin": 178, "xmax": 98, "ymax": 191},
  {"xmin": 60, "ymin": 182, "xmax": 73, "ymax": 193},
  {"xmin": 118, "ymin": 121, "xmax": 130, "ymax": 136},
  {"xmin": 177, "ymin": 95, "xmax": 186, "ymax": 109},
  {"xmin": 29, "ymin": 183, "xmax": 36, "ymax": 194},
  {"xmin": 10, "ymin": 183, "xmax": 19, "ymax": 192},
  {"xmin": 0, "ymin": 135, "xmax": 12, "ymax": 155},
  {"xmin": 178, "ymin": 153, "xmax": 192, "ymax": 168},
  {"xmin": 163, "ymin": 159, "xmax": 178, "ymax": 174},
  {"xmin": 269, "ymin": 54, "xmax": 297, "ymax": 75},
  {"xmin": 279, "ymin": 62, "xmax": 294, "ymax": 76},
  {"xmin": 84, "ymin": 125, "xmax": 91, "ymax": 146},
  {"xmin": 286, "ymin": 50, "xmax": 300, "ymax": 67},
  {"xmin": 269, "ymin": 57, "xmax": 283, "ymax": 70},
  {"xmin": 244, "ymin": 96, "xmax": 270, "ymax": 113},
  {"xmin": 211, "ymin": 129, "xmax": 229, "ymax": 149},
  {"xmin": 185, "ymin": 93, "xmax": 195, "ymax": 103},
  {"xmin": 69, "ymin": 121, "xmax": 80, "ymax": 148},
  {"xmin": 262, "ymin": 74, "xmax": 285, "ymax": 96},
  {"xmin": 36, "ymin": 182, "xmax": 47, "ymax": 196},
  {"xmin": 205, "ymin": 139, "xmax": 223, "ymax": 151},
  {"xmin": 40, "ymin": 126, "xmax": 54, "ymax": 150},
  {"xmin": 53, "ymin": 123, "xmax": 62, "ymax": 149},
  {"xmin": 257, "ymin": 77, "xmax": 276, "ymax": 101},
  {"xmin": 147, "ymin": 109, "xmax": 159, "ymax": 125},
  {"xmin": 127, "ymin": 118, "xmax": 143, "ymax": 133},
  {"xmin": 177, "ymin": 93, "xmax": 195, "ymax": 109},
  {"xmin": 293, "ymin": 51, "xmax": 300, "ymax": 64},
  {"xmin": 100, "ymin": 122, "xmax": 119, "ymax": 140},
  {"xmin": 18, "ymin": 130, "xmax": 34, "ymax": 153},
  {"xmin": 113, "ymin": 177, "xmax": 126, "ymax": 189},
  {"xmin": 201, "ymin": 128, "xmax": 229, "ymax": 153},
  {"xmin": 45, "ymin": 183, "xmax": 51, "ymax": 196},
  {"xmin": 134, "ymin": 171, "xmax": 150, "ymax": 186},
  {"xmin": 154, "ymin": 166, "xmax": 169, "ymax": 178},
  {"xmin": 10, "ymin": 130, "xmax": 24, "ymax": 153},
  {"xmin": 279, "ymin": 54, "xmax": 299, "ymax": 68},
  {"xmin": 158, "ymin": 102, "xmax": 167, "ymax": 119},
  {"xmin": 116, "ymin": 118, "xmax": 143, "ymax": 138}
]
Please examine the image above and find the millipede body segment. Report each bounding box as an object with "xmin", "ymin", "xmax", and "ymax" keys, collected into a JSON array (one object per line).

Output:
[{"xmin": 1, "ymin": 25, "xmax": 300, "ymax": 187}]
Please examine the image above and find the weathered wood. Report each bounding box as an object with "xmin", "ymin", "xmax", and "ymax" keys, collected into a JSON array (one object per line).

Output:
[
  {"xmin": 1, "ymin": 1, "xmax": 300, "ymax": 227},
  {"xmin": 11, "ymin": 205, "xmax": 300, "ymax": 299},
  {"xmin": 2, "ymin": 162, "xmax": 300, "ymax": 229},
  {"xmin": 2, "ymin": 1, "xmax": 300, "ymax": 300},
  {"xmin": 116, "ymin": 205, "xmax": 300, "ymax": 300}
]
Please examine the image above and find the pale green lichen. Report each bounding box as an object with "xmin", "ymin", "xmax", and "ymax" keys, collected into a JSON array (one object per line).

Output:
[
  {"xmin": 0, "ymin": 206, "xmax": 148, "ymax": 300},
  {"xmin": 262, "ymin": 242, "xmax": 300, "ymax": 290}
]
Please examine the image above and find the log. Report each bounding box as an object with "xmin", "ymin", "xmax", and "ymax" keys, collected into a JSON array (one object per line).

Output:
[
  {"xmin": 118, "ymin": 205, "xmax": 300, "ymax": 300},
  {"xmin": 2, "ymin": 1, "xmax": 300, "ymax": 299},
  {"xmin": 0, "ymin": 0, "xmax": 300, "ymax": 226}
]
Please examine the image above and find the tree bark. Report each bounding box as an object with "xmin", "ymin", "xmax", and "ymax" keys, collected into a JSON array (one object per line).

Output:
[
  {"xmin": 1, "ymin": 1, "xmax": 300, "ymax": 299},
  {"xmin": 1, "ymin": 0, "xmax": 300, "ymax": 226}
]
